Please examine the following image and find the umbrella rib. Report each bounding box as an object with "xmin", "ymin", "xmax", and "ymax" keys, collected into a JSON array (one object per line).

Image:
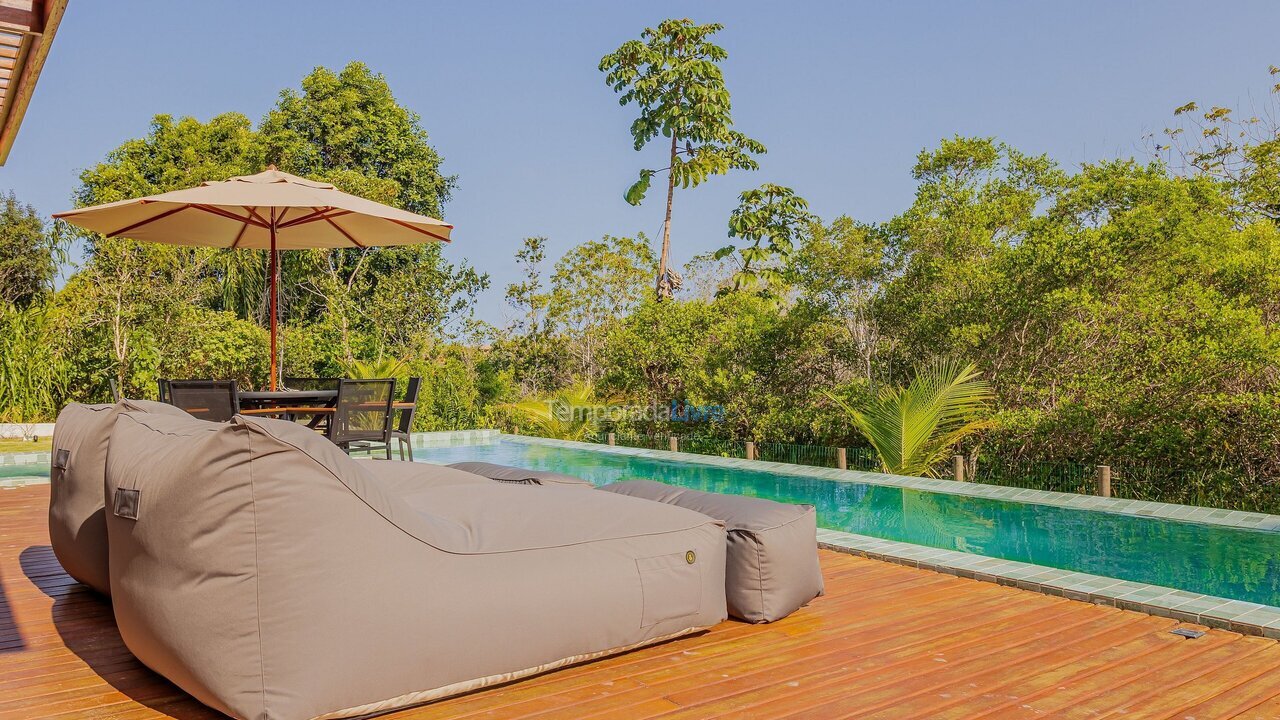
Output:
[
  {"xmin": 383, "ymin": 217, "xmax": 451, "ymax": 243},
  {"xmin": 106, "ymin": 204, "xmax": 192, "ymax": 237},
  {"xmin": 246, "ymin": 207, "xmax": 271, "ymax": 226},
  {"xmin": 231, "ymin": 205, "xmax": 257, "ymax": 249},
  {"xmin": 276, "ymin": 207, "xmax": 330, "ymax": 228},
  {"xmin": 191, "ymin": 204, "xmax": 269, "ymax": 228},
  {"xmin": 278, "ymin": 207, "xmax": 353, "ymax": 229},
  {"xmin": 230, "ymin": 219, "xmax": 250, "ymax": 249},
  {"xmin": 323, "ymin": 215, "xmax": 365, "ymax": 248}
]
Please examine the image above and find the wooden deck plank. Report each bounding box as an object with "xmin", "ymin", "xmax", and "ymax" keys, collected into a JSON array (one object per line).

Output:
[
  {"xmin": 1174, "ymin": 656, "xmax": 1280, "ymax": 720},
  {"xmin": 2, "ymin": 483, "xmax": 1280, "ymax": 719}
]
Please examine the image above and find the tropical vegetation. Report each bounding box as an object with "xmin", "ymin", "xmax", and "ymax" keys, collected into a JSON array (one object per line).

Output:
[{"xmin": 0, "ymin": 28, "xmax": 1277, "ymax": 510}]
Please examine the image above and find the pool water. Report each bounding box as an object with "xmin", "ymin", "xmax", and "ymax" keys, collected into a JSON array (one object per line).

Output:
[
  {"xmin": 417, "ymin": 440, "xmax": 1280, "ymax": 607},
  {"xmin": 0, "ymin": 464, "xmax": 45, "ymax": 481}
]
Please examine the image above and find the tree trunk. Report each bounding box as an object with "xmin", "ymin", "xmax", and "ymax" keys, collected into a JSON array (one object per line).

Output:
[
  {"xmin": 111, "ymin": 291, "xmax": 128, "ymax": 396},
  {"xmin": 655, "ymin": 133, "xmax": 679, "ymax": 301}
]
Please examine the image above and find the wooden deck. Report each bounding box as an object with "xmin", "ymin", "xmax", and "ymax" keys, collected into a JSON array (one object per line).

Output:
[{"xmin": 5, "ymin": 483, "xmax": 1280, "ymax": 720}]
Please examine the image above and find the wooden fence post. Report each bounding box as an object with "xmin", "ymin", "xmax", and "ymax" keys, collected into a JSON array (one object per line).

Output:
[
  {"xmin": 606, "ymin": 432, "xmax": 615, "ymax": 446},
  {"xmin": 669, "ymin": 435, "xmax": 679, "ymax": 453},
  {"xmin": 1096, "ymin": 465, "xmax": 1112, "ymax": 498},
  {"xmin": 745, "ymin": 441, "xmax": 756, "ymax": 461},
  {"xmin": 953, "ymin": 455, "xmax": 966, "ymax": 482},
  {"xmin": 836, "ymin": 447, "xmax": 847, "ymax": 471}
]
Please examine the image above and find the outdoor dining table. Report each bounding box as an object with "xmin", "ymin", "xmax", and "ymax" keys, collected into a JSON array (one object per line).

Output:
[
  {"xmin": 238, "ymin": 389, "xmax": 339, "ymax": 427},
  {"xmin": 237, "ymin": 389, "xmax": 415, "ymax": 429}
]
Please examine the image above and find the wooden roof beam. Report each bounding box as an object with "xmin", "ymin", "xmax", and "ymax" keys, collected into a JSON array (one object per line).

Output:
[
  {"xmin": 0, "ymin": 0, "xmax": 66, "ymax": 165},
  {"xmin": 0, "ymin": 1, "xmax": 42, "ymax": 34}
]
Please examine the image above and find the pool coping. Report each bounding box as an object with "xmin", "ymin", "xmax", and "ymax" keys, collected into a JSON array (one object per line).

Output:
[
  {"xmin": 502, "ymin": 433, "xmax": 1280, "ymax": 636},
  {"xmin": 502, "ymin": 434, "xmax": 1280, "ymax": 533}
]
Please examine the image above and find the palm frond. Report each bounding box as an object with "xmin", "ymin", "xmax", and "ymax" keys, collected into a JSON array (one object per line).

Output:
[
  {"xmin": 827, "ymin": 359, "xmax": 993, "ymax": 476},
  {"xmin": 341, "ymin": 357, "xmax": 408, "ymax": 380},
  {"xmin": 501, "ymin": 382, "xmax": 606, "ymax": 441}
]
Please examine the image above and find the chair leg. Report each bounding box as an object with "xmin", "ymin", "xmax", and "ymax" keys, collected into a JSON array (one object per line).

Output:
[
  {"xmin": 385, "ymin": 442, "xmax": 392, "ymax": 460},
  {"xmin": 405, "ymin": 440, "xmax": 413, "ymax": 462}
]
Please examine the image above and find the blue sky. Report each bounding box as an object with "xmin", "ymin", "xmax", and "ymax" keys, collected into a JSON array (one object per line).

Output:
[{"xmin": 4, "ymin": 1, "xmax": 1279, "ymax": 324}]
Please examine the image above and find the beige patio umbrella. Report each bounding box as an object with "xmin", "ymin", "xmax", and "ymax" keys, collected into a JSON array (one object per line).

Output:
[{"xmin": 54, "ymin": 167, "xmax": 453, "ymax": 390}]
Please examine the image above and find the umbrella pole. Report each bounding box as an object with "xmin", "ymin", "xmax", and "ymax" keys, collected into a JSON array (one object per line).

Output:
[{"xmin": 269, "ymin": 215, "xmax": 279, "ymax": 391}]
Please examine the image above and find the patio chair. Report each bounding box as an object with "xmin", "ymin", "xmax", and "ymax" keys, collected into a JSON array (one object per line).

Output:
[
  {"xmin": 157, "ymin": 378, "xmax": 170, "ymax": 403},
  {"xmin": 327, "ymin": 378, "xmax": 396, "ymax": 458},
  {"xmin": 391, "ymin": 376, "xmax": 421, "ymax": 461},
  {"xmin": 166, "ymin": 380, "xmax": 240, "ymax": 422}
]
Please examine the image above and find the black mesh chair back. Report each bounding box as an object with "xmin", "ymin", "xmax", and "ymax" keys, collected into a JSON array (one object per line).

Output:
[
  {"xmin": 390, "ymin": 377, "xmax": 422, "ymax": 460},
  {"xmin": 157, "ymin": 378, "xmax": 171, "ymax": 403},
  {"xmin": 397, "ymin": 377, "xmax": 422, "ymax": 434},
  {"xmin": 284, "ymin": 377, "xmax": 340, "ymax": 392},
  {"xmin": 329, "ymin": 378, "xmax": 396, "ymax": 447},
  {"xmin": 167, "ymin": 380, "xmax": 240, "ymax": 422}
]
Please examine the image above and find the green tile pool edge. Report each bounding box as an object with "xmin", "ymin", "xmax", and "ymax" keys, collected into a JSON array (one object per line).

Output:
[
  {"xmin": 504, "ymin": 433, "xmax": 1280, "ymax": 636},
  {"xmin": 0, "ymin": 451, "xmax": 50, "ymax": 466},
  {"xmin": 502, "ymin": 434, "xmax": 1280, "ymax": 533}
]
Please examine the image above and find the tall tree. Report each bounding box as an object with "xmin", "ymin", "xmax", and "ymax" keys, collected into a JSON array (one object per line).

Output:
[
  {"xmin": 0, "ymin": 192, "xmax": 62, "ymax": 307},
  {"xmin": 260, "ymin": 61, "xmax": 455, "ymax": 218},
  {"xmin": 502, "ymin": 237, "xmax": 561, "ymax": 395},
  {"xmin": 791, "ymin": 216, "xmax": 888, "ymax": 382},
  {"xmin": 600, "ymin": 18, "xmax": 765, "ymax": 300},
  {"xmin": 259, "ymin": 62, "xmax": 479, "ymax": 364},
  {"xmin": 549, "ymin": 233, "xmax": 655, "ymax": 379}
]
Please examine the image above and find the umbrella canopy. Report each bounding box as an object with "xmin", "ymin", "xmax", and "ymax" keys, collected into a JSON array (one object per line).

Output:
[
  {"xmin": 53, "ymin": 167, "xmax": 453, "ymax": 247},
  {"xmin": 54, "ymin": 167, "xmax": 454, "ymax": 389}
]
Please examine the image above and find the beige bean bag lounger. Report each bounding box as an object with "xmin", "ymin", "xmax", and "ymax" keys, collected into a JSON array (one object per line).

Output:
[
  {"xmin": 447, "ymin": 461, "xmax": 595, "ymax": 488},
  {"xmin": 354, "ymin": 457, "xmax": 496, "ymax": 493},
  {"xmin": 600, "ymin": 479, "xmax": 824, "ymax": 623},
  {"xmin": 48, "ymin": 399, "xmax": 190, "ymax": 596},
  {"xmin": 105, "ymin": 412, "xmax": 727, "ymax": 720}
]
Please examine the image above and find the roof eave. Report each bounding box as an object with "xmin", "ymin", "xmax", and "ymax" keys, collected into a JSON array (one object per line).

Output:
[{"xmin": 0, "ymin": 0, "xmax": 68, "ymax": 166}]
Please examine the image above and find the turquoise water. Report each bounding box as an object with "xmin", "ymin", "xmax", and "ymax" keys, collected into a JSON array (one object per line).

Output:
[
  {"xmin": 0, "ymin": 464, "xmax": 45, "ymax": 480},
  {"xmin": 418, "ymin": 441, "xmax": 1280, "ymax": 607}
]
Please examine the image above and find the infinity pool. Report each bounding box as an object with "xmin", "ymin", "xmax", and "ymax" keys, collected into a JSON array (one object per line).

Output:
[{"xmin": 418, "ymin": 439, "xmax": 1280, "ymax": 607}]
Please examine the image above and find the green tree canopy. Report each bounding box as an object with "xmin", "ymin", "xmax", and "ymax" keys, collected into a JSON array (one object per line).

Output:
[
  {"xmin": 715, "ymin": 183, "xmax": 813, "ymax": 296},
  {"xmin": 549, "ymin": 233, "xmax": 655, "ymax": 379},
  {"xmin": 260, "ymin": 62, "xmax": 455, "ymax": 217},
  {"xmin": 0, "ymin": 192, "xmax": 62, "ymax": 307}
]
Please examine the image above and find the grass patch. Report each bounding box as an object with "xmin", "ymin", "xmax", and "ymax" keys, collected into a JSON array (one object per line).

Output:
[{"xmin": 0, "ymin": 437, "xmax": 52, "ymax": 454}]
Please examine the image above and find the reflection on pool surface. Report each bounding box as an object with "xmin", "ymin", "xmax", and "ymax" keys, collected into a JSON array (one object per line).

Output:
[{"xmin": 417, "ymin": 440, "xmax": 1280, "ymax": 607}]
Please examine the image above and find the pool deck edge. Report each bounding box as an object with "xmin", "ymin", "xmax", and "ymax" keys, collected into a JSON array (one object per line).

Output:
[
  {"xmin": 502, "ymin": 433, "xmax": 1280, "ymax": 534},
  {"xmin": 816, "ymin": 529, "xmax": 1280, "ymax": 639}
]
